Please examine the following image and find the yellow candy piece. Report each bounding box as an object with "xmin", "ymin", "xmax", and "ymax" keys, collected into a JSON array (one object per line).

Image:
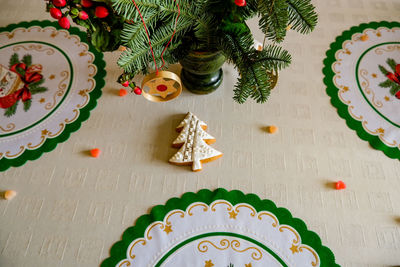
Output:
[{"xmin": 4, "ymin": 190, "xmax": 17, "ymax": 200}]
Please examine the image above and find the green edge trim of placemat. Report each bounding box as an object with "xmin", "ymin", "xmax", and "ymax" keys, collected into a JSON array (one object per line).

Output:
[
  {"xmin": 101, "ymin": 188, "xmax": 339, "ymax": 267},
  {"xmin": 0, "ymin": 20, "xmax": 105, "ymax": 172},
  {"xmin": 322, "ymin": 21, "xmax": 400, "ymax": 160}
]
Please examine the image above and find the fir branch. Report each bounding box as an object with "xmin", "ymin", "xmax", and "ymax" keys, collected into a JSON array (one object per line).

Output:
[
  {"xmin": 118, "ymin": 18, "xmax": 193, "ymax": 73},
  {"xmin": 253, "ymin": 44, "xmax": 291, "ymax": 71},
  {"xmin": 9, "ymin": 53, "xmax": 19, "ymax": 68},
  {"xmin": 258, "ymin": 0, "xmax": 289, "ymax": 43},
  {"xmin": 4, "ymin": 101, "xmax": 18, "ymax": 117},
  {"xmin": 23, "ymin": 99, "xmax": 32, "ymax": 111},
  {"xmin": 219, "ymin": 30, "xmax": 271, "ymax": 103},
  {"xmin": 286, "ymin": 0, "xmax": 318, "ymax": 34},
  {"xmin": 22, "ymin": 54, "xmax": 32, "ymax": 66}
]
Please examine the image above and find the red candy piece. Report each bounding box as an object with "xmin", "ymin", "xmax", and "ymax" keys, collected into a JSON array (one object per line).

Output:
[
  {"xmin": 157, "ymin": 84, "xmax": 168, "ymax": 92},
  {"xmin": 119, "ymin": 89, "xmax": 128, "ymax": 97},
  {"xmin": 90, "ymin": 148, "xmax": 101, "ymax": 158},
  {"xmin": 335, "ymin": 181, "xmax": 346, "ymax": 190}
]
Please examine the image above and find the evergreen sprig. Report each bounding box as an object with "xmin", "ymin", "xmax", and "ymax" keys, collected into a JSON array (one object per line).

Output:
[{"xmin": 108, "ymin": 0, "xmax": 318, "ymax": 103}]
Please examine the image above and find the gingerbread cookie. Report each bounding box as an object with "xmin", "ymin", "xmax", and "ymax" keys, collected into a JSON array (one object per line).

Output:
[{"xmin": 169, "ymin": 112, "xmax": 222, "ymax": 171}]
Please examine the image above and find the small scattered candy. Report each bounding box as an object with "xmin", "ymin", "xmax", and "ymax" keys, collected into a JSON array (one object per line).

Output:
[
  {"xmin": 95, "ymin": 6, "xmax": 109, "ymax": 18},
  {"xmin": 122, "ymin": 80, "xmax": 130, "ymax": 87},
  {"xmin": 134, "ymin": 86, "xmax": 142, "ymax": 95},
  {"xmin": 81, "ymin": 0, "xmax": 93, "ymax": 8},
  {"xmin": 119, "ymin": 89, "xmax": 128, "ymax": 97},
  {"xmin": 58, "ymin": 17, "xmax": 70, "ymax": 29},
  {"xmin": 4, "ymin": 190, "xmax": 17, "ymax": 200},
  {"xmin": 90, "ymin": 148, "xmax": 101, "ymax": 158},
  {"xmin": 335, "ymin": 181, "xmax": 346, "ymax": 190},
  {"xmin": 267, "ymin": 125, "xmax": 278, "ymax": 134},
  {"xmin": 360, "ymin": 34, "xmax": 369, "ymax": 41},
  {"xmin": 53, "ymin": 0, "xmax": 66, "ymax": 7},
  {"xmin": 79, "ymin": 11, "xmax": 89, "ymax": 20},
  {"xmin": 50, "ymin": 8, "xmax": 62, "ymax": 20}
]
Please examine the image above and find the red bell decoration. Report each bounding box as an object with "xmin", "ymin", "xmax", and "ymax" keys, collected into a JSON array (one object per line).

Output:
[
  {"xmin": 50, "ymin": 8, "xmax": 62, "ymax": 19},
  {"xmin": 52, "ymin": 0, "xmax": 66, "ymax": 8},
  {"xmin": 81, "ymin": 0, "xmax": 93, "ymax": 8},
  {"xmin": 79, "ymin": 11, "xmax": 89, "ymax": 20},
  {"xmin": 58, "ymin": 17, "xmax": 70, "ymax": 29},
  {"xmin": 95, "ymin": 6, "xmax": 109, "ymax": 18},
  {"xmin": 234, "ymin": 0, "xmax": 246, "ymax": 7}
]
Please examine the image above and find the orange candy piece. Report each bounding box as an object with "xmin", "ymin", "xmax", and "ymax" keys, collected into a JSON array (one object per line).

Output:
[
  {"xmin": 4, "ymin": 190, "xmax": 17, "ymax": 200},
  {"xmin": 119, "ymin": 89, "xmax": 128, "ymax": 97},
  {"xmin": 90, "ymin": 148, "xmax": 101, "ymax": 158},
  {"xmin": 267, "ymin": 125, "xmax": 278, "ymax": 134}
]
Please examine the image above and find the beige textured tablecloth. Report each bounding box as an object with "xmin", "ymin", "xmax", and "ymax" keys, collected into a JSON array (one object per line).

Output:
[{"xmin": 1, "ymin": 0, "xmax": 400, "ymax": 266}]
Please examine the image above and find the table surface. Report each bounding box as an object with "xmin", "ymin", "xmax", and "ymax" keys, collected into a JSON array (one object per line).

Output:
[{"xmin": 1, "ymin": 0, "xmax": 400, "ymax": 266}]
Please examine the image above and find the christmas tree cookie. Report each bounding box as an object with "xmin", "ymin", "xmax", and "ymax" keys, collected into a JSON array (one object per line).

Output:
[{"xmin": 169, "ymin": 112, "xmax": 222, "ymax": 171}]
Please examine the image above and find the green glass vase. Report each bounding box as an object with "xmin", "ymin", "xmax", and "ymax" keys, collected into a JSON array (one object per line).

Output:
[{"xmin": 179, "ymin": 50, "xmax": 226, "ymax": 94}]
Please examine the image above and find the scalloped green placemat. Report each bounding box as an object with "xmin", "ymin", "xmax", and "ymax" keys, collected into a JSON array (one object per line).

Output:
[
  {"xmin": 0, "ymin": 20, "xmax": 105, "ymax": 171},
  {"xmin": 102, "ymin": 188, "xmax": 338, "ymax": 267},
  {"xmin": 323, "ymin": 21, "xmax": 400, "ymax": 160}
]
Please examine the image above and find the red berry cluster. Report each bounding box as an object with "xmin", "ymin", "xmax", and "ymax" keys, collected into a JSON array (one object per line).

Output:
[{"xmin": 47, "ymin": 0, "xmax": 110, "ymax": 30}]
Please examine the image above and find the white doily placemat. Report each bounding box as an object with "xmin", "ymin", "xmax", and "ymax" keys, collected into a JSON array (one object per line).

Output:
[
  {"xmin": 323, "ymin": 21, "xmax": 400, "ymax": 160},
  {"xmin": 0, "ymin": 20, "xmax": 105, "ymax": 171}
]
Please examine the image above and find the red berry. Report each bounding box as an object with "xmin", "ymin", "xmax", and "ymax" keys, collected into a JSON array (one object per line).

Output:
[
  {"xmin": 395, "ymin": 90, "xmax": 400, "ymax": 99},
  {"xmin": 79, "ymin": 11, "xmax": 89, "ymax": 20},
  {"xmin": 52, "ymin": 0, "xmax": 66, "ymax": 8},
  {"xmin": 122, "ymin": 81, "xmax": 130, "ymax": 87},
  {"xmin": 95, "ymin": 6, "xmax": 109, "ymax": 18},
  {"xmin": 134, "ymin": 87, "xmax": 142, "ymax": 95},
  {"xmin": 58, "ymin": 17, "xmax": 70, "ymax": 29},
  {"xmin": 81, "ymin": 0, "xmax": 93, "ymax": 8},
  {"xmin": 90, "ymin": 148, "xmax": 101, "ymax": 158},
  {"xmin": 234, "ymin": 0, "xmax": 246, "ymax": 7},
  {"xmin": 119, "ymin": 89, "xmax": 128, "ymax": 97},
  {"xmin": 335, "ymin": 181, "xmax": 346, "ymax": 190},
  {"xmin": 50, "ymin": 8, "xmax": 62, "ymax": 19}
]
